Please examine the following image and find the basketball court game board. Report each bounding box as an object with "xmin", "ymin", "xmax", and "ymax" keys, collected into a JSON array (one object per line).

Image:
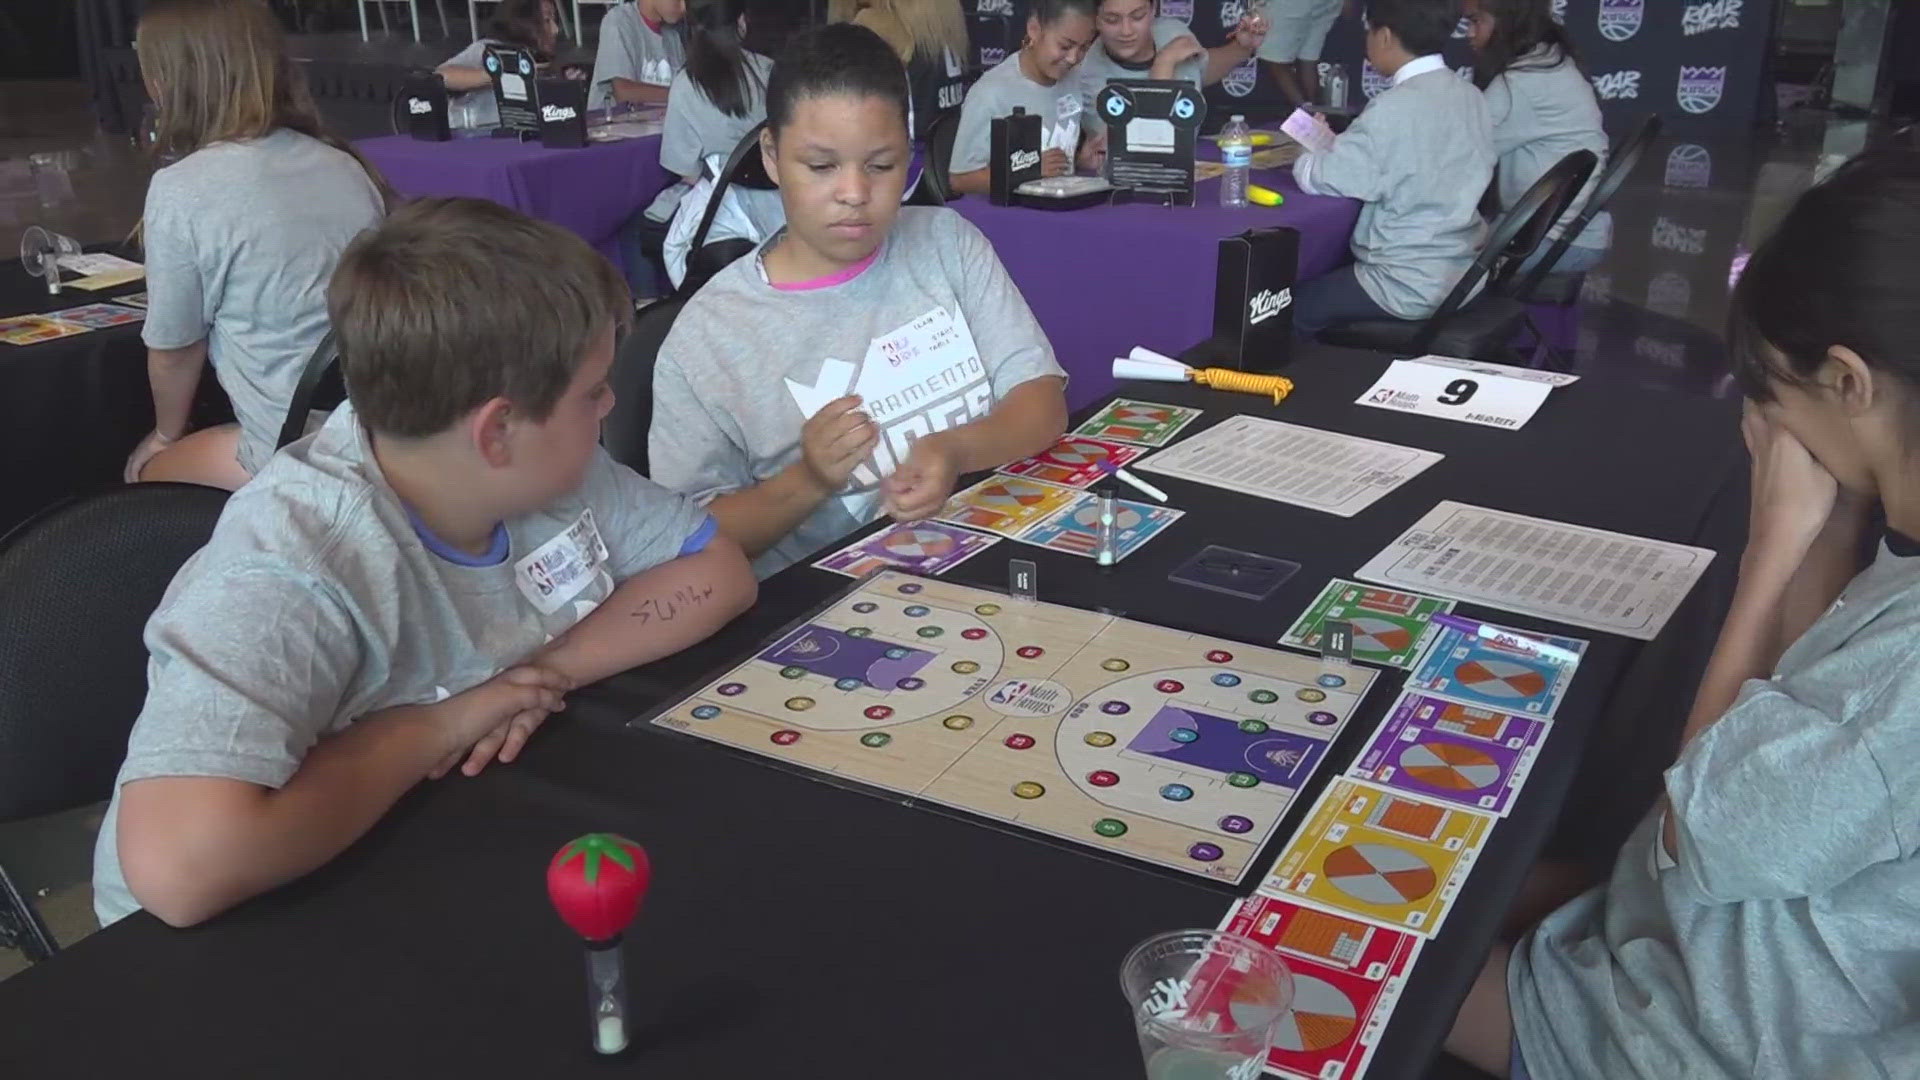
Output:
[{"xmin": 646, "ymin": 570, "xmax": 1378, "ymax": 882}]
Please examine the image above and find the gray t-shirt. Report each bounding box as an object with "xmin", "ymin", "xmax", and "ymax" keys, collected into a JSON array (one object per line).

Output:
[
  {"xmin": 1295, "ymin": 61, "xmax": 1494, "ymax": 319},
  {"xmin": 951, "ymin": 53, "xmax": 1085, "ymax": 174},
  {"xmin": 1511, "ymin": 539, "xmax": 1920, "ymax": 1080},
  {"xmin": 92, "ymin": 404, "xmax": 714, "ymax": 925},
  {"xmin": 1074, "ymin": 17, "xmax": 1204, "ymax": 135},
  {"xmin": 649, "ymin": 207, "xmax": 1065, "ymax": 578},
  {"xmin": 1484, "ymin": 49, "xmax": 1612, "ymax": 252},
  {"xmin": 140, "ymin": 129, "xmax": 384, "ymax": 474},
  {"xmin": 589, "ymin": 2, "xmax": 685, "ymax": 110},
  {"xmin": 649, "ymin": 50, "xmax": 774, "ymax": 222}
]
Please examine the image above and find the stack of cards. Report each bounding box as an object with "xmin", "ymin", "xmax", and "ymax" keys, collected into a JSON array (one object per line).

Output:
[
  {"xmin": 997, "ymin": 435, "xmax": 1145, "ymax": 489},
  {"xmin": 48, "ymin": 303, "xmax": 145, "ymax": 330},
  {"xmin": 1282, "ymin": 580, "xmax": 1453, "ymax": 669},
  {"xmin": 0, "ymin": 303, "xmax": 144, "ymax": 346},
  {"xmin": 933, "ymin": 475, "xmax": 1182, "ymax": 563},
  {"xmin": 813, "ymin": 521, "xmax": 998, "ymax": 579},
  {"xmin": 1407, "ymin": 622, "xmax": 1586, "ymax": 719}
]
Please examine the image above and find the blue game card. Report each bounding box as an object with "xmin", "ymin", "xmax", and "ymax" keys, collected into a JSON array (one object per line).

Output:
[
  {"xmin": 1018, "ymin": 493, "xmax": 1183, "ymax": 562},
  {"xmin": 1405, "ymin": 623, "xmax": 1587, "ymax": 719}
]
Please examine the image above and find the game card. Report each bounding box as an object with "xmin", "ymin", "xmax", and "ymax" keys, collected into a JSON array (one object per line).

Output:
[
  {"xmin": 934, "ymin": 476, "xmax": 1082, "ymax": 538},
  {"xmin": 1282, "ymin": 579, "xmax": 1453, "ymax": 669},
  {"xmin": 113, "ymin": 291, "xmax": 149, "ymax": 308},
  {"xmin": 1072, "ymin": 398, "xmax": 1202, "ymax": 447},
  {"xmin": 1260, "ymin": 778, "xmax": 1493, "ymax": 937},
  {"xmin": 1217, "ymin": 894, "xmax": 1421, "ymax": 1080},
  {"xmin": 813, "ymin": 521, "xmax": 999, "ymax": 578},
  {"xmin": 46, "ymin": 303, "xmax": 145, "ymax": 330},
  {"xmin": 1018, "ymin": 493, "xmax": 1182, "ymax": 562},
  {"xmin": 0, "ymin": 315, "xmax": 88, "ymax": 346},
  {"xmin": 1347, "ymin": 693, "xmax": 1547, "ymax": 817},
  {"xmin": 997, "ymin": 435, "xmax": 1146, "ymax": 489},
  {"xmin": 1406, "ymin": 623, "xmax": 1586, "ymax": 719}
]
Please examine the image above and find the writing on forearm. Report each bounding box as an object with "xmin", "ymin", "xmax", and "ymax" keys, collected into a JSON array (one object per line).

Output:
[{"xmin": 628, "ymin": 582, "xmax": 715, "ymax": 624}]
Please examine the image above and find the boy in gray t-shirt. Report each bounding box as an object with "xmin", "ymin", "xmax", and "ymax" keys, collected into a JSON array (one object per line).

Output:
[
  {"xmin": 650, "ymin": 23, "xmax": 1068, "ymax": 578},
  {"xmin": 94, "ymin": 198, "xmax": 756, "ymax": 928},
  {"xmin": 589, "ymin": 0, "xmax": 687, "ymax": 110}
]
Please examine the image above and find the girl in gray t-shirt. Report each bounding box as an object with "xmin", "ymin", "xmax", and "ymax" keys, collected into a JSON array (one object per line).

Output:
[
  {"xmin": 124, "ymin": 0, "xmax": 386, "ymax": 490},
  {"xmin": 435, "ymin": 0, "xmax": 579, "ymax": 129},
  {"xmin": 1443, "ymin": 150, "xmax": 1920, "ymax": 1080},
  {"xmin": 949, "ymin": 0, "xmax": 1102, "ymax": 194}
]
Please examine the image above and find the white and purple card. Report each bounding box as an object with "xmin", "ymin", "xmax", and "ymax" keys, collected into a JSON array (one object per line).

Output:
[
  {"xmin": 1347, "ymin": 693, "xmax": 1547, "ymax": 816},
  {"xmin": 813, "ymin": 521, "xmax": 999, "ymax": 578}
]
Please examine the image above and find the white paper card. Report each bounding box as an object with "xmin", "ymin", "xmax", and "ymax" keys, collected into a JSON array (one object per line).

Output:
[
  {"xmin": 1410, "ymin": 354, "xmax": 1580, "ymax": 387},
  {"xmin": 1357, "ymin": 359, "xmax": 1556, "ymax": 430},
  {"xmin": 1280, "ymin": 108, "xmax": 1335, "ymax": 155},
  {"xmin": 1132, "ymin": 415, "xmax": 1442, "ymax": 518},
  {"xmin": 1354, "ymin": 501, "xmax": 1716, "ymax": 640},
  {"xmin": 55, "ymin": 252, "xmax": 142, "ymax": 276}
]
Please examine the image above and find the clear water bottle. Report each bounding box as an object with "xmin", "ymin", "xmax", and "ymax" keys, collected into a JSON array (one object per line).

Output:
[{"xmin": 1219, "ymin": 114, "xmax": 1252, "ymax": 209}]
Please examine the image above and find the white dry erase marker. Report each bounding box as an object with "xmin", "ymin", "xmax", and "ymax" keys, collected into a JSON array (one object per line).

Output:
[
  {"xmin": 1097, "ymin": 460, "xmax": 1169, "ymax": 503},
  {"xmin": 1432, "ymin": 614, "xmax": 1580, "ymax": 666}
]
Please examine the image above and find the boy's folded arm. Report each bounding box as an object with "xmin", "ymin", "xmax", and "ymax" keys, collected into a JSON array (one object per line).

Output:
[{"xmin": 537, "ymin": 534, "xmax": 758, "ymax": 686}]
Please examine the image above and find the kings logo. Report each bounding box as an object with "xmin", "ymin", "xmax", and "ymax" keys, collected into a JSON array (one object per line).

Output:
[
  {"xmin": 1597, "ymin": 0, "xmax": 1642, "ymax": 42},
  {"xmin": 1248, "ymin": 288, "xmax": 1292, "ymax": 326},
  {"xmin": 1221, "ymin": 58, "xmax": 1258, "ymax": 98},
  {"xmin": 1677, "ymin": 65, "xmax": 1726, "ymax": 114},
  {"xmin": 978, "ymin": 46, "xmax": 1006, "ymax": 67},
  {"xmin": 1361, "ymin": 60, "xmax": 1391, "ymax": 99},
  {"xmin": 1664, "ymin": 143, "xmax": 1711, "ymax": 188},
  {"xmin": 974, "ymin": 0, "xmax": 1012, "ymax": 15},
  {"xmin": 1158, "ymin": 0, "xmax": 1194, "ymax": 18}
]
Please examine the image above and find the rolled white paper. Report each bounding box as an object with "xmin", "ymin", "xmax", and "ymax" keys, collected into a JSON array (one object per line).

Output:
[
  {"xmin": 1127, "ymin": 346, "xmax": 1189, "ymax": 369},
  {"xmin": 1113, "ymin": 356, "xmax": 1192, "ymax": 382}
]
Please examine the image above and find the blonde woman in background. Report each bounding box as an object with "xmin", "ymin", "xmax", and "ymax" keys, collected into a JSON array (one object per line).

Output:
[
  {"xmin": 829, "ymin": 0, "xmax": 968, "ymax": 138},
  {"xmin": 125, "ymin": 0, "xmax": 386, "ymax": 489}
]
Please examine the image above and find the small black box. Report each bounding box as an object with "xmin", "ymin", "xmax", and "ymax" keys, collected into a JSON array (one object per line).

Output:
[
  {"xmin": 1208, "ymin": 227, "xmax": 1300, "ymax": 371},
  {"xmin": 989, "ymin": 107, "xmax": 1043, "ymax": 206},
  {"xmin": 537, "ymin": 78, "xmax": 589, "ymax": 149},
  {"xmin": 401, "ymin": 73, "xmax": 451, "ymax": 142}
]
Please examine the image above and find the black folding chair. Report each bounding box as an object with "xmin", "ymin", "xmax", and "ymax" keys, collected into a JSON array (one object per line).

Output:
[
  {"xmin": 904, "ymin": 109, "xmax": 962, "ymax": 207},
  {"xmin": 1317, "ymin": 149, "xmax": 1598, "ymax": 362},
  {"xmin": 0, "ymin": 483, "xmax": 229, "ymax": 961},
  {"xmin": 601, "ymin": 295, "xmax": 689, "ymax": 475},
  {"xmin": 1505, "ymin": 115, "xmax": 1663, "ymax": 304},
  {"xmin": 278, "ymin": 329, "xmax": 344, "ymax": 451},
  {"xmin": 680, "ymin": 121, "xmax": 777, "ymax": 296}
]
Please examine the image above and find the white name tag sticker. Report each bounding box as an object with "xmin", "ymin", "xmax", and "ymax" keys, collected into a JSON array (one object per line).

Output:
[
  {"xmin": 1356, "ymin": 359, "xmax": 1556, "ymax": 430},
  {"xmin": 514, "ymin": 509, "xmax": 610, "ymax": 614}
]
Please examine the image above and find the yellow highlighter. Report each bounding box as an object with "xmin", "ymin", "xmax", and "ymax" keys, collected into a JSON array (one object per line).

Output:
[{"xmin": 1248, "ymin": 184, "xmax": 1284, "ymax": 207}]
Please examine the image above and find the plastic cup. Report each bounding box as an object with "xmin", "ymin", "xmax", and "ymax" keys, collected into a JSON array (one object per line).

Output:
[{"xmin": 1119, "ymin": 930, "xmax": 1292, "ymax": 1080}]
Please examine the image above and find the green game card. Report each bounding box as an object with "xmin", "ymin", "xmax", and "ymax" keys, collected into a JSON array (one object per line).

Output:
[
  {"xmin": 1071, "ymin": 399, "xmax": 1202, "ymax": 447},
  {"xmin": 1282, "ymin": 579, "xmax": 1455, "ymax": 668}
]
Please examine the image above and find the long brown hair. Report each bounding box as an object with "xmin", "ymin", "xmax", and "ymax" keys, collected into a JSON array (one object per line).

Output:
[
  {"xmin": 136, "ymin": 0, "xmax": 390, "ymax": 202},
  {"xmin": 828, "ymin": 0, "xmax": 967, "ymax": 63}
]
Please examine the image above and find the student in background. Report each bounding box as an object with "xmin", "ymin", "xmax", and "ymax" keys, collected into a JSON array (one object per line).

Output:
[
  {"xmin": 1290, "ymin": 0, "xmax": 1492, "ymax": 338},
  {"xmin": 948, "ymin": 0, "xmax": 1101, "ymax": 196},
  {"xmin": 829, "ymin": 0, "xmax": 969, "ymax": 141},
  {"xmin": 1464, "ymin": 0, "xmax": 1610, "ymax": 275},
  {"xmin": 123, "ymin": 0, "xmax": 386, "ymax": 490},
  {"xmin": 1260, "ymin": 0, "xmax": 1352, "ymax": 108},
  {"xmin": 1076, "ymin": 0, "xmax": 1267, "ymax": 114},
  {"xmin": 650, "ymin": 24, "xmax": 1067, "ymax": 577},
  {"xmin": 436, "ymin": 0, "xmax": 577, "ymax": 129},
  {"xmin": 1447, "ymin": 149, "xmax": 1920, "ymax": 1080},
  {"xmin": 621, "ymin": 0, "xmax": 771, "ymax": 295},
  {"xmin": 96, "ymin": 197, "xmax": 757, "ymax": 929},
  {"xmin": 589, "ymin": 0, "xmax": 688, "ymax": 110}
]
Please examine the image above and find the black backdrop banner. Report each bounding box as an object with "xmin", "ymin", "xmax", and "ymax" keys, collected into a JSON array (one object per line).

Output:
[{"xmin": 963, "ymin": 0, "xmax": 1771, "ymax": 136}]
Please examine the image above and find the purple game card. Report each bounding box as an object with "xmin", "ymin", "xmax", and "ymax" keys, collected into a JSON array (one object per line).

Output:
[
  {"xmin": 1127, "ymin": 704, "xmax": 1329, "ymax": 788},
  {"xmin": 813, "ymin": 521, "xmax": 998, "ymax": 578},
  {"xmin": 759, "ymin": 624, "xmax": 935, "ymax": 688},
  {"xmin": 1347, "ymin": 693, "xmax": 1548, "ymax": 816}
]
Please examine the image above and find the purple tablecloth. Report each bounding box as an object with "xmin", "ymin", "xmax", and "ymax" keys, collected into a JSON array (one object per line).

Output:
[
  {"xmin": 953, "ymin": 168, "xmax": 1359, "ymax": 409},
  {"xmin": 356, "ymin": 133, "xmax": 675, "ymax": 269}
]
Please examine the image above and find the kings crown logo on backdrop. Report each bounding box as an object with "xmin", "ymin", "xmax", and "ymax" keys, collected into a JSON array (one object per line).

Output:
[
  {"xmin": 1220, "ymin": 58, "xmax": 1258, "ymax": 98},
  {"xmin": 1597, "ymin": 0, "xmax": 1643, "ymax": 42},
  {"xmin": 1159, "ymin": 0, "xmax": 1195, "ymax": 20},
  {"xmin": 1677, "ymin": 65, "xmax": 1726, "ymax": 114},
  {"xmin": 978, "ymin": 46, "xmax": 1006, "ymax": 67},
  {"xmin": 1361, "ymin": 61, "xmax": 1391, "ymax": 99},
  {"xmin": 1664, "ymin": 143, "xmax": 1712, "ymax": 188}
]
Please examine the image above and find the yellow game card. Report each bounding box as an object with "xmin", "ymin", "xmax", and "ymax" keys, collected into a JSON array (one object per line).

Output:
[
  {"xmin": 1259, "ymin": 778, "xmax": 1493, "ymax": 937},
  {"xmin": 933, "ymin": 476, "xmax": 1081, "ymax": 538}
]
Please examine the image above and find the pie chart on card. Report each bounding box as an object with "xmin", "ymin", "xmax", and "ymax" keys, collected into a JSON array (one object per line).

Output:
[
  {"xmin": 882, "ymin": 528, "xmax": 957, "ymax": 558},
  {"xmin": 1453, "ymin": 658, "xmax": 1547, "ymax": 699},
  {"xmin": 1399, "ymin": 741, "xmax": 1500, "ymax": 791},
  {"xmin": 1323, "ymin": 843, "xmax": 1437, "ymax": 906},
  {"xmin": 1270, "ymin": 974, "xmax": 1358, "ymax": 1053},
  {"xmin": 1350, "ymin": 616, "xmax": 1415, "ymax": 656}
]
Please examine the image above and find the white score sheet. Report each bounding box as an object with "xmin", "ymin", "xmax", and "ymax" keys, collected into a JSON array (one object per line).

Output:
[
  {"xmin": 1131, "ymin": 415, "xmax": 1443, "ymax": 518},
  {"xmin": 1354, "ymin": 501, "xmax": 1716, "ymax": 639}
]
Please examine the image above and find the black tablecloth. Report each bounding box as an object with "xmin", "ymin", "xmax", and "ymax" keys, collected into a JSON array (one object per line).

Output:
[{"xmin": 0, "ymin": 344, "xmax": 1745, "ymax": 1078}]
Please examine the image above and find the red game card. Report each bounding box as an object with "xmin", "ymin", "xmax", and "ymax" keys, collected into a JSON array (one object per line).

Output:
[
  {"xmin": 996, "ymin": 436, "xmax": 1145, "ymax": 489},
  {"xmin": 1218, "ymin": 894, "xmax": 1422, "ymax": 1080}
]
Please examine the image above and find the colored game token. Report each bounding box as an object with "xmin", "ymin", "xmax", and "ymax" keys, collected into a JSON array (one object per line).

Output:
[
  {"xmin": 953, "ymin": 660, "xmax": 980, "ymax": 674},
  {"xmin": 1017, "ymin": 645, "xmax": 1045, "ymax": 659},
  {"xmin": 1317, "ymin": 673, "xmax": 1348, "ymax": 688},
  {"xmin": 1088, "ymin": 770, "xmax": 1120, "ymax": 787},
  {"xmin": 864, "ymin": 705, "xmax": 893, "ymax": 720},
  {"xmin": 1226, "ymin": 772, "xmax": 1259, "ymax": 789},
  {"xmin": 1188, "ymin": 843, "xmax": 1224, "ymax": 862},
  {"xmin": 1237, "ymin": 719, "xmax": 1269, "ymax": 734},
  {"xmin": 917, "ymin": 626, "xmax": 944, "ymax": 639},
  {"xmin": 1100, "ymin": 700, "xmax": 1130, "ymax": 715},
  {"xmin": 1160, "ymin": 783, "xmax": 1194, "ymax": 802},
  {"xmin": 962, "ymin": 628, "xmax": 988, "ymax": 640},
  {"xmin": 860, "ymin": 732, "xmax": 891, "ymax": 748},
  {"xmin": 884, "ymin": 647, "xmax": 908, "ymax": 659},
  {"xmin": 1093, "ymin": 818, "xmax": 1129, "ymax": 838},
  {"xmin": 1308, "ymin": 711, "xmax": 1338, "ymax": 725},
  {"xmin": 1004, "ymin": 733, "xmax": 1037, "ymax": 750},
  {"xmin": 1219, "ymin": 815, "xmax": 1255, "ymax": 834},
  {"xmin": 975, "ymin": 603, "xmax": 1000, "ymax": 616},
  {"xmin": 1101, "ymin": 658, "xmax": 1130, "ymax": 672},
  {"xmin": 1297, "ymin": 688, "xmax": 1327, "ymax": 703},
  {"xmin": 780, "ymin": 666, "xmax": 807, "ymax": 679},
  {"xmin": 1212, "ymin": 672, "xmax": 1242, "ymax": 687},
  {"xmin": 834, "ymin": 677, "xmax": 863, "ymax": 691},
  {"xmin": 943, "ymin": 715, "xmax": 974, "ymax": 730},
  {"xmin": 716, "ymin": 683, "xmax": 746, "ymax": 696},
  {"xmin": 1170, "ymin": 727, "xmax": 1200, "ymax": 744},
  {"xmin": 895, "ymin": 677, "xmax": 925, "ymax": 690},
  {"xmin": 690, "ymin": 705, "xmax": 720, "ymax": 720},
  {"xmin": 847, "ymin": 627, "xmax": 872, "ymax": 638},
  {"xmin": 904, "ymin": 605, "xmax": 930, "ymax": 617},
  {"xmin": 1155, "ymin": 679, "xmax": 1184, "ymax": 693},
  {"xmin": 1084, "ymin": 731, "xmax": 1116, "ymax": 747},
  {"xmin": 1249, "ymin": 689, "xmax": 1279, "ymax": 704},
  {"xmin": 784, "ymin": 697, "xmax": 814, "ymax": 711},
  {"xmin": 1206, "ymin": 649, "xmax": 1234, "ymax": 663},
  {"xmin": 771, "ymin": 729, "xmax": 801, "ymax": 745},
  {"xmin": 1012, "ymin": 781, "xmax": 1046, "ymax": 799},
  {"xmin": 852, "ymin": 602, "xmax": 878, "ymax": 613},
  {"xmin": 898, "ymin": 583, "xmax": 923, "ymax": 594}
]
